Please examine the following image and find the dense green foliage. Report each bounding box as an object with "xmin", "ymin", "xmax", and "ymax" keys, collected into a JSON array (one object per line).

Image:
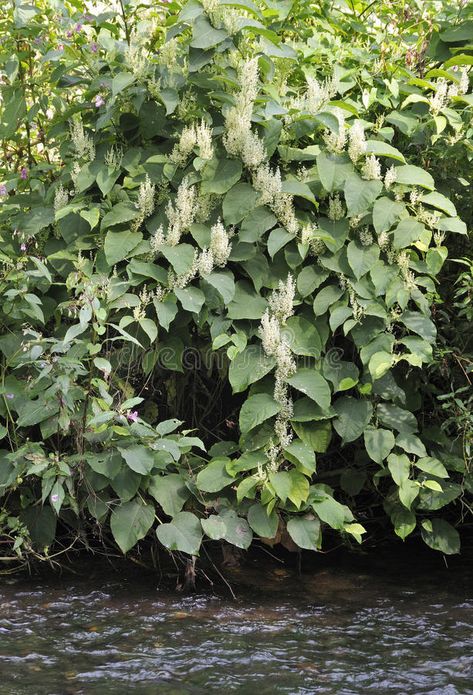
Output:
[{"xmin": 0, "ymin": 0, "xmax": 472, "ymax": 567}]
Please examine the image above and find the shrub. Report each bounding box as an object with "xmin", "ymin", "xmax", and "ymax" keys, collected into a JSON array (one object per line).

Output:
[{"xmin": 0, "ymin": 0, "xmax": 471, "ymax": 564}]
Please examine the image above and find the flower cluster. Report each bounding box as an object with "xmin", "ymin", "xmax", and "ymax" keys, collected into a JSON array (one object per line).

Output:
[
  {"xmin": 296, "ymin": 75, "xmax": 338, "ymax": 115},
  {"xmin": 328, "ymin": 193, "xmax": 345, "ymax": 221},
  {"xmin": 359, "ymin": 227, "xmax": 373, "ymax": 246},
  {"xmin": 165, "ymin": 178, "xmax": 197, "ymax": 246},
  {"xmin": 54, "ymin": 184, "xmax": 68, "ymax": 212},
  {"xmin": 70, "ymin": 120, "xmax": 95, "ymax": 161},
  {"xmin": 362, "ymin": 154, "xmax": 382, "ymax": 181},
  {"xmin": 198, "ymin": 220, "xmax": 232, "ymax": 276},
  {"xmin": 125, "ymin": 42, "xmax": 149, "ymax": 79},
  {"xmin": 252, "ymin": 163, "xmax": 299, "ymax": 234},
  {"xmin": 133, "ymin": 175, "xmax": 156, "ymax": 230},
  {"xmin": 223, "ymin": 58, "xmax": 266, "ymax": 169},
  {"xmin": 159, "ymin": 37, "xmax": 179, "ymax": 70},
  {"xmin": 269, "ymin": 275, "xmax": 296, "ymax": 324},
  {"xmin": 104, "ymin": 146, "xmax": 123, "ymax": 169},
  {"xmin": 259, "ymin": 275, "xmax": 296, "ymax": 462},
  {"xmin": 349, "ymin": 287, "xmax": 364, "ymax": 322},
  {"xmin": 384, "ymin": 165, "xmax": 397, "ymax": 190},
  {"xmin": 170, "ymin": 120, "xmax": 214, "ymax": 166},
  {"xmin": 397, "ymin": 250, "xmax": 416, "ymax": 289},
  {"xmin": 348, "ymin": 120, "xmax": 367, "ymax": 163}
]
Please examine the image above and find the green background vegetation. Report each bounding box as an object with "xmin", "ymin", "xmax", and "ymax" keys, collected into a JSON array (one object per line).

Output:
[{"xmin": 0, "ymin": 0, "xmax": 472, "ymax": 570}]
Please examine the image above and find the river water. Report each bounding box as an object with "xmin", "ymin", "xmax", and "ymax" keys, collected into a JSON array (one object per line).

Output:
[{"xmin": 1, "ymin": 551, "xmax": 472, "ymax": 694}]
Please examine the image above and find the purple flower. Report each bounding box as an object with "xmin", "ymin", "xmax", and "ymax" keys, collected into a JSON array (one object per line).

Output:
[
  {"xmin": 20, "ymin": 243, "xmax": 27, "ymax": 252},
  {"xmin": 20, "ymin": 167, "xmax": 28, "ymax": 180},
  {"xmin": 94, "ymin": 94, "xmax": 105, "ymax": 108},
  {"xmin": 75, "ymin": 23, "xmax": 82, "ymax": 32},
  {"xmin": 6, "ymin": 393, "xmax": 14, "ymax": 400},
  {"xmin": 126, "ymin": 410, "xmax": 139, "ymax": 423},
  {"xmin": 51, "ymin": 493, "xmax": 59, "ymax": 503},
  {"xmin": 57, "ymin": 43, "xmax": 64, "ymax": 51},
  {"xmin": 66, "ymin": 30, "xmax": 73, "ymax": 38},
  {"xmin": 0, "ymin": 184, "xmax": 7, "ymax": 196},
  {"xmin": 90, "ymin": 42, "xmax": 98, "ymax": 53}
]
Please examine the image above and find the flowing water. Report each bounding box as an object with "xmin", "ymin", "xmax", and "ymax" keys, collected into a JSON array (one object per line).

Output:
[{"xmin": 1, "ymin": 551, "xmax": 472, "ymax": 694}]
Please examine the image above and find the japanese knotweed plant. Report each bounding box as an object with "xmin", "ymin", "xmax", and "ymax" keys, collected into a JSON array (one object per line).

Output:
[{"xmin": 0, "ymin": 0, "xmax": 470, "ymax": 562}]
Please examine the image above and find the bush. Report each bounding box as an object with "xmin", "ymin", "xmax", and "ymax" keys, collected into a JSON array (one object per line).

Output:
[{"xmin": 0, "ymin": 0, "xmax": 471, "ymax": 565}]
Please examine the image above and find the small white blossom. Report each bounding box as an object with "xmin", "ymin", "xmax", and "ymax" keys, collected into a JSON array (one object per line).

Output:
[
  {"xmin": 198, "ymin": 248, "xmax": 215, "ymax": 276},
  {"xmin": 459, "ymin": 68, "xmax": 469, "ymax": 95},
  {"xmin": 301, "ymin": 223, "xmax": 318, "ymax": 246},
  {"xmin": 298, "ymin": 75, "xmax": 337, "ymax": 115},
  {"xmin": 136, "ymin": 174, "xmax": 155, "ymax": 219},
  {"xmin": 170, "ymin": 125, "xmax": 197, "ymax": 166},
  {"xmin": 104, "ymin": 146, "xmax": 123, "ymax": 168},
  {"xmin": 223, "ymin": 58, "xmax": 265, "ymax": 168},
  {"xmin": 196, "ymin": 120, "xmax": 214, "ymax": 160},
  {"xmin": 268, "ymin": 274, "xmax": 295, "ymax": 325},
  {"xmin": 54, "ymin": 184, "xmax": 68, "ymax": 212},
  {"xmin": 348, "ymin": 120, "xmax": 366, "ymax": 163},
  {"xmin": 378, "ymin": 231, "xmax": 390, "ymax": 250},
  {"xmin": 328, "ymin": 193, "xmax": 345, "ymax": 221},
  {"xmin": 159, "ymin": 38, "xmax": 179, "ymax": 70},
  {"xmin": 310, "ymin": 238, "xmax": 326, "ymax": 256},
  {"xmin": 150, "ymin": 225, "xmax": 165, "ymax": 253},
  {"xmin": 384, "ymin": 165, "xmax": 397, "ymax": 190},
  {"xmin": 409, "ymin": 188, "xmax": 420, "ymax": 206},
  {"xmin": 430, "ymin": 79, "xmax": 448, "ymax": 115},
  {"xmin": 241, "ymin": 131, "xmax": 266, "ymax": 169},
  {"xmin": 448, "ymin": 83, "xmax": 459, "ymax": 98},
  {"xmin": 274, "ymin": 338, "xmax": 296, "ymax": 379},
  {"xmin": 252, "ymin": 163, "xmax": 282, "ymax": 205},
  {"xmin": 359, "ymin": 227, "xmax": 373, "ymax": 246},
  {"xmin": 70, "ymin": 120, "xmax": 95, "ymax": 161},
  {"xmin": 349, "ymin": 288, "xmax": 364, "ymax": 322},
  {"xmin": 166, "ymin": 178, "xmax": 197, "ymax": 246},
  {"xmin": 259, "ymin": 311, "xmax": 281, "ymax": 356},
  {"xmin": 210, "ymin": 219, "xmax": 232, "ymax": 266},
  {"xmin": 362, "ymin": 155, "xmax": 382, "ymax": 181},
  {"xmin": 125, "ymin": 42, "xmax": 149, "ymax": 79}
]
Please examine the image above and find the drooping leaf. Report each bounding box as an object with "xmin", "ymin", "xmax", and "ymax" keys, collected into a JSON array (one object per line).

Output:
[
  {"xmin": 239, "ymin": 393, "xmax": 280, "ymax": 433},
  {"xmin": 286, "ymin": 516, "xmax": 321, "ymax": 551},
  {"xmin": 344, "ymin": 175, "xmax": 382, "ymax": 216},
  {"xmin": 156, "ymin": 511, "xmax": 203, "ymax": 555},
  {"xmin": 148, "ymin": 474, "xmax": 190, "ymax": 517},
  {"xmin": 421, "ymin": 519, "xmax": 460, "ymax": 555},
  {"xmin": 195, "ymin": 458, "xmax": 235, "ymax": 493},
  {"xmin": 364, "ymin": 426, "xmax": 395, "ymax": 464},
  {"xmin": 287, "ymin": 368, "xmax": 331, "ymax": 410},
  {"xmin": 104, "ymin": 230, "xmax": 143, "ymax": 266},
  {"xmin": 111, "ymin": 499, "xmax": 155, "ymax": 554},
  {"xmin": 333, "ymin": 397, "xmax": 372, "ymax": 443},
  {"xmin": 247, "ymin": 503, "xmax": 279, "ymax": 538}
]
